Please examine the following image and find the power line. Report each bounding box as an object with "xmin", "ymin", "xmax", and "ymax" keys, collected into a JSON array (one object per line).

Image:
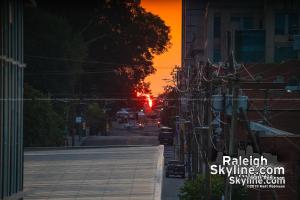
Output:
[
  {"xmin": 24, "ymin": 70, "xmax": 117, "ymax": 75},
  {"xmin": 25, "ymin": 55, "xmax": 138, "ymax": 66},
  {"xmin": 25, "ymin": 54, "xmax": 178, "ymax": 69}
]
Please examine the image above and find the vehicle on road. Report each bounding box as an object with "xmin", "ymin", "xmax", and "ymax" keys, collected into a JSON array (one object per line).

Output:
[
  {"xmin": 165, "ymin": 160, "xmax": 185, "ymax": 178},
  {"xmin": 160, "ymin": 126, "xmax": 173, "ymax": 136},
  {"xmin": 158, "ymin": 131, "xmax": 173, "ymax": 145},
  {"xmin": 157, "ymin": 120, "xmax": 161, "ymax": 127},
  {"xmin": 123, "ymin": 122, "xmax": 134, "ymax": 130},
  {"xmin": 136, "ymin": 122, "xmax": 145, "ymax": 129},
  {"xmin": 160, "ymin": 126, "xmax": 172, "ymax": 132},
  {"xmin": 116, "ymin": 108, "xmax": 137, "ymax": 123}
]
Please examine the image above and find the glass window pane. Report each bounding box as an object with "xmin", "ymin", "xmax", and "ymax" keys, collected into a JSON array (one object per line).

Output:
[
  {"xmin": 243, "ymin": 17, "xmax": 254, "ymax": 29},
  {"xmin": 213, "ymin": 48, "xmax": 221, "ymax": 62},
  {"xmin": 275, "ymin": 13, "xmax": 285, "ymax": 35},
  {"xmin": 274, "ymin": 44, "xmax": 297, "ymax": 63},
  {"xmin": 235, "ymin": 30, "xmax": 265, "ymax": 63},
  {"xmin": 288, "ymin": 13, "xmax": 299, "ymax": 34},
  {"xmin": 214, "ymin": 16, "xmax": 221, "ymax": 38}
]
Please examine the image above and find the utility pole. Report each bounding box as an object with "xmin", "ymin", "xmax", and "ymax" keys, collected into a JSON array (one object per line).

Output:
[
  {"xmin": 224, "ymin": 82, "xmax": 239, "ymax": 200},
  {"xmin": 263, "ymin": 89, "xmax": 269, "ymax": 125},
  {"xmin": 229, "ymin": 81, "xmax": 239, "ymax": 156},
  {"xmin": 224, "ymin": 52, "xmax": 239, "ymax": 200},
  {"xmin": 206, "ymin": 62, "xmax": 213, "ymax": 200}
]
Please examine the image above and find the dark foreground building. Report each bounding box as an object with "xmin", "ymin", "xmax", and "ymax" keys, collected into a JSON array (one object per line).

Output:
[{"xmin": 0, "ymin": 0, "xmax": 25, "ymax": 199}]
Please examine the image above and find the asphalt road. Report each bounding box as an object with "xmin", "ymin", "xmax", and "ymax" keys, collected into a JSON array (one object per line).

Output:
[
  {"xmin": 24, "ymin": 121, "xmax": 184, "ymax": 199},
  {"xmin": 24, "ymin": 146, "xmax": 164, "ymax": 200},
  {"xmin": 82, "ymin": 122, "xmax": 160, "ymax": 146},
  {"xmin": 82, "ymin": 122, "xmax": 185, "ymax": 199},
  {"xmin": 162, "ymin": 145, "xmax": 185, "ymax": 200}
]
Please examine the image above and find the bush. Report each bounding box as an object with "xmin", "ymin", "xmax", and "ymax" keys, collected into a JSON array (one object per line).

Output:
[
  {"xmin": 179, "ymin": 175, "xmax": 247, "ymax": 200},
  {"xmin": 86, "ymin": 103, "xmax": 106, "ymax": 135},
  {"xmin": 24, "ymin": 84, "xmax": 65, "ymax": 147}
]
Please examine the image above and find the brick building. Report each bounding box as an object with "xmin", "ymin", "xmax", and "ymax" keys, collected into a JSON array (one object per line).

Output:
[
  {"xmin": 240, "ymin": 61, "xmax": 300, "ymax": 134},
  {"xmin": 179, "ymin": 0, "xmax": 300, "ymax": 199}
]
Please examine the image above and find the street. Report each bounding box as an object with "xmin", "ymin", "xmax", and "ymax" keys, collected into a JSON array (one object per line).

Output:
[
  {"xmin": 82, "ymin": 122, "xmax": 160, "ymax": 146},
  {"xmin": 23, "ymin": 122, "xmax": 184, "ymax": 200},
  {"xmin": 162, "ymin": 146, "xmax": 185, "ymax": 200},
  {"xmin": 3, "ymin": 1, "xmax": 299, "ymax": 200},
  {"xmin": 84, "ymin": 121, "xmax": 185, "ymax": 199},
  {"xmin": 24, "ymin": 146, "xmax": 164, "ymax": 200}
]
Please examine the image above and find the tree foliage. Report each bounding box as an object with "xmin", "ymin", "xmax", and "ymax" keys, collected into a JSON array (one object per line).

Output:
[
  {"xmin": 24, "ymin": 8, "xmax": 87, "ymax": 96},
  {"xmin": 179, "ymin": 175, "xmax": 247, "ymax": 200},
  {"xmin": 158, "ymin": 84, "xmax": 178, "ymax": 127},
  {"xmin": 24, "ymin": 84, "xmax": 65, "ymax": 147},
  {"xmin": 25, "ymin": 0, "xmax": 171, "ymax": 99},
  {"xmin": 86, "ymin": 103, "xmax": 107, "ymax": 135}
]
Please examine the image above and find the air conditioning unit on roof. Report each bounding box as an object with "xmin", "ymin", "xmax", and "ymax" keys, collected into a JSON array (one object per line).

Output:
[{"xmin": 211, "ymin": 95, "xmax": 248, "ymax": 115}]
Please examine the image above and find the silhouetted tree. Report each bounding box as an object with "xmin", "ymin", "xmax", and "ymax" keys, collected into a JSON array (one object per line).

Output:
[
  {"xmin": 24, "ymin": 8, "xmax": 87, "ymax": 96},
  {"xmin": 25, "ymin": 0, "xmax": 171, "ymax": 99}
]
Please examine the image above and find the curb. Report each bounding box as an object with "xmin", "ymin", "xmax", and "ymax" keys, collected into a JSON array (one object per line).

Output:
[
  {"xmin": 154, "ymin": 145, "xmax": 164, "ymax": 200},
  {"xmin": 24, "ymin": 144, "xmax": 158, "ymax": 151}
]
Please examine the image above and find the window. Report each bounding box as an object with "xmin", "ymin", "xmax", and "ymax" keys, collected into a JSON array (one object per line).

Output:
[
  {"xmin": 230, "ymin": 16, "xmax": 254, "ymax": 30},
  {"xmin": 243, "ymin": 17, "xmax": 254, "ymax": 29},
  {"xmin": 275, "ymin": 13, "xmax": 285, "ymax": 35},
  {"xmin": 214, "ymin": 16, "xmax": 221, "ymax": 38},
  {"xmin": 213, "ymin": 48, "xmax": 221, "ymax": 63},
  {"xmin": 235, "ymin": 30, "xmax": 265, "ymax": 63},
  {"xmin": 274, "ymin": 43, "xmax": 297, "ymax": 63},
  {"xmin": 288, "ymin": 13, "xmax": 299, "ymax": 34},
  {"xmin": 275, "ymin": 12, "xmax": 299, "ymax": 35}
]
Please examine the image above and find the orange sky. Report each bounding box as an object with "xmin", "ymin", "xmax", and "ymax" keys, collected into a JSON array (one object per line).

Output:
[{"xmin": 141, "ymin": 0, "xmax": 181, "ymax": 96}]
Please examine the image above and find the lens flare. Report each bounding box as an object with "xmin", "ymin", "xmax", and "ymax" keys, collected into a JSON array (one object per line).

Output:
[
  {"xmin": 146, "ymin": 94, "xmax": 153, "ymax": 108},
  {"xmin": 137, "ymin": 92, "xmax": 153, "ymax": 108}
]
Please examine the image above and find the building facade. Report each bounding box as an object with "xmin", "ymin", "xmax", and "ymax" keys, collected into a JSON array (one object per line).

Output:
[
  {"xmin": 207, "ymin": 0, "xmax": 300, "ymax": 64},
  {"xmin": 179, "ymin": 0, "xmax": 300, "ymax": 199},
  {"xmin": 0, "ymin": 0, "xmax": 25, "ymax": 199},
  {"xmin": 183, "ymin": 0, "xmax": 300, "ymax": 66}
]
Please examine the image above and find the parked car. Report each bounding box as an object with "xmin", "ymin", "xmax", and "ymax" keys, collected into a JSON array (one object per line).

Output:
[
  {"xmin": 166, "ymin": 160, "xmax": 185, "ymax": 178},
  {"xmin": 160, "ymin": 126, "xmax": 174, "ymax": 136},
  {"xmin": 160, "ymin": 126, "xmax": 173, "ymax": 132},
  {"xmin": 158, "ymin": 131, "xmax": 173, "ymax": 145}
]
